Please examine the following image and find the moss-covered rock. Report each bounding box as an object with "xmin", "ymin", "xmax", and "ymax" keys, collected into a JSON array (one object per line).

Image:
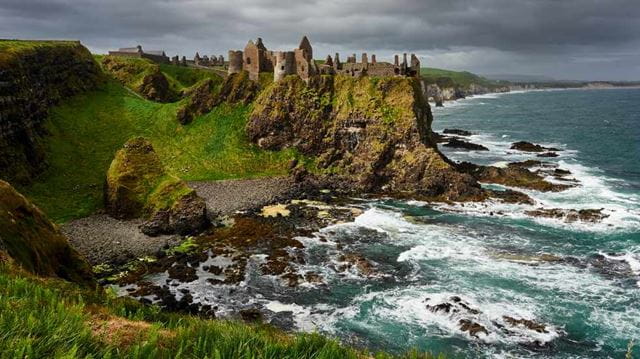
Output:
[
  {"xmin": 0, "ymin": 180, "xmax": 95, "ymax": 286},
  {"xmin": 247, "ymin": 75, "xmax": 483, "ymax": 201},
  {"xmin": 104, "ymin": 137, "xmax": 209, "ymax": 235},
  {"xmin": 101, "ymin": 56, "xmax": 177, "ymax": 102},
  {"xmin": 176, "ymin": 71, "xmax": 260, "ymax": 125},
  {"xmin": 0, "ymin": 40, "xmax": 102, "ymax": 185}
]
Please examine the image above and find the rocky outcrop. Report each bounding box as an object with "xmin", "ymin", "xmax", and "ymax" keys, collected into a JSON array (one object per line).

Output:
[
  {"xmin": 104, "ymin": 137, "xmax": 209, "ymax": 235},
  {"xmin": 0, "ymin": 180, "xmax": 94, "ymax": 286},
  {"xmin": 525, "ymin": 208, "xmax": 608, "ymax": 223},
  {"xmin": 0, "ymin": 41, "xmax": 102, "ymax": 184},
  {"xmin": 457, "ymin": 162, "xmax": 572, "ymax": 192},
  {"xmin": 246, "ymin": 75, "xmax": 484, "ymax": 201},
  {"xmin": 443, "ymin": 138, "xmax": 489, "ymax": 151},
  {"xmin": 176, "ymin": 71, "xmax": 260, "ymax": 125},
  {"xmin": 510, "ymin": 141, "xmax": 561, "ymax": 153},
  {"xmin": 101, "ymin": 55, "xmax": 177, "ymax": 102}
]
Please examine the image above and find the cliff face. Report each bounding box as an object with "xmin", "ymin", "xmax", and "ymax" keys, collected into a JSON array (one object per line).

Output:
[
  {"xmin": 247, "ymin": 75, "xmax": 482, "ymax": 200},
  {"xmin": 425, "ymin": 83, "xmax": 510, "ymax": 105},
  {"xmin": 0, "ymin": 41, "xmax": 102, "ymax": 184},
  {"xmin": 0, "ymin": 180, "xmax": 94, "ymax": 286}
]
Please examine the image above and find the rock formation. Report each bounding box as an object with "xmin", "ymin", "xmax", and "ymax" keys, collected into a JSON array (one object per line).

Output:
[
  {"xmin": 101, "ymin": 55, "xmax": 177, "ymax": 102},
  {"xmin": 0, "ymin": 180, "xmax": 94, "ymax": 286},
  {"xmin": 246, "ymin": 75, "xmax": 484, "ymax": 201},
  {"xmin": 104, "ymin": 137, "xmax": 209, "ymax": 235},
  {"xmin": 0, "ymin": 41, "xmax": 102, "ymax": 184}
]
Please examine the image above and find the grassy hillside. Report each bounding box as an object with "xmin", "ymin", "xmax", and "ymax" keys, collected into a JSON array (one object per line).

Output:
[
  {"xmin": 420, "ymin": 67, "xmax": 500, "ymax": 89},
  {"xmin": 0, "ymin": 256, "xmax": 439, "ymax": 359},
  {"xmin": 20, "ymin": 79, "xmax": 299, "ymax": 222}
]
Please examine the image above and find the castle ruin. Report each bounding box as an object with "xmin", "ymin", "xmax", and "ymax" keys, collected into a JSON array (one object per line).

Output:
[
  {"xmin": 228, "ymin": 36, "xmax": 420, "ymax": 82},
  {"xmin": 108, "ymin": 45, "xmax": 170, "ymax": 64}
]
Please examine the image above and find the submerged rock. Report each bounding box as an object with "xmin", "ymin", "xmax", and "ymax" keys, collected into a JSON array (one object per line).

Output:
[
  {"xmin": 537, "ymin": 151, "xmax": 559, "ymax": 158},
  {"xmin": 443, "ymin": 138, "xmax": 489, "ymax": 151},
  {"xmin": 104, "ymin": 137, "xmax": 209, "ymax": 236},
  {"xmin": 525, "ymin": 208, "xmax": 609, "ymax": 223},
  {"xmin": 510, "ymin": 141, "xmax": 561, "ymax": 153},
  {"xmin": 0, "ymin": 180, "xmax": 95, "ymax": 286},
  {"xmin": 443, "ymin": 128, "xmax": 473, "ymax": 136}
]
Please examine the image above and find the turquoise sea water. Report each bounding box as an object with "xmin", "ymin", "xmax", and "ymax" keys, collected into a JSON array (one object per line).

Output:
[{"xmin": 287, "ymin": 88, "xmax": 640, "ymax": 358}]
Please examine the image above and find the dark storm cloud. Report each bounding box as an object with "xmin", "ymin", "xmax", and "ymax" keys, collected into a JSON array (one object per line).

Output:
[{"xmin": 2, "ymin": 0, "xmax": 640, "ymax": 80}]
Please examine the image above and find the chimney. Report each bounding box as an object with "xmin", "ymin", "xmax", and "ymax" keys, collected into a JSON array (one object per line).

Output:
[
  {"xmin": 362, "ymin": 53, "xmax": 368, "ymax": 64},
  {"xmin": 371, "ymin": 54, "xmax": 377, "ymax": 64},
  {"xmin": 394, "ymin": 55, "xmax": 399, "ymax": 66}
]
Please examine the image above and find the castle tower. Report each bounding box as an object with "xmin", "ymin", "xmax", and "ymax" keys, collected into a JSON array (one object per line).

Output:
[
  {"xmin": 410, "ymin": 54, "xmax": 420, "ymax": 77},
  {"xmin": 298, "ymin": 36, "xmax": 313, "ymax": 61},
  {"xmin": 371, "ymin": 54, "xmax": 376, "ymax": 64},
  {"xmin": 362, "ymin": 53, "xmax": 368, "ymax": 65},
  {"xmin": 394, "ymin": 55, "xmax": 399, "ymax": 66},
  {"xmin": 256, "ymin": 38, "xmax": 267, "ymax": 51},
  {"xmin": 181, "ymin": 56, "xmax": 187, "ymax": 66},
  {"xmin": 228, "ymin": 50, "xmax": 243, "ymax": 74},
  {"xmin": 325, "ymin": 55, "xmax": 333, "ymax": 67},
  {"xmin": 334, "ymin": 53, "xmax": 341, "ymax": 70},
  {"xmin": 274, "ymin": 51, "xmax": 296, "ymax": 82}
]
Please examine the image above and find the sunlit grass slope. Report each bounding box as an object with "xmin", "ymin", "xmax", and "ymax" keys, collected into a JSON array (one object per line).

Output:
[{"xmin": 22, "ymin": 80, "xmax": 298, "ymax": 222}]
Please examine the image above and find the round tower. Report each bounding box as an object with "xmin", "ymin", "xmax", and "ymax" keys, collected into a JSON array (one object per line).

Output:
[{"xmin": 228, "ymin": 50, "xmax": 243, "ymax": 74}]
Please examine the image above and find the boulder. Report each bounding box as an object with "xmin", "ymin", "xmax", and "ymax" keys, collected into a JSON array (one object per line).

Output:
[
  {"xmin": 443, "ymin": 138, "xmax": 489, "ymax": 151},
  {"xmin": 104, "ymin": 137, "xmax": 209, "ymax": 235},
  {"xmin": 0, "ymin": 180, "xmax": 95, "ymax": 286}
]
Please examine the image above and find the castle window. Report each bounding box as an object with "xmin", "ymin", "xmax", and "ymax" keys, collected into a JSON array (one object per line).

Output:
[
  {"xmin": 281, "ymin": 66, "xmax": 285, "ymax": 70},
  {"xmin": 246, "ymin": 57, "xmax": 251, "ymax": 64}
]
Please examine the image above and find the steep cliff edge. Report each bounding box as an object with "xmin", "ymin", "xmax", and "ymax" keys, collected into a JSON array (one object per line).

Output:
[
  {"xmin": 0, "ymin": 180, "xmax": 94, "ymax": 286},
  {"xmin": 0, "ymin": 40, "xmax": 102, "ymax": 184},
  {"xmin": 247, "ymin": 75, "xmax": 483, "ymax": 201}
]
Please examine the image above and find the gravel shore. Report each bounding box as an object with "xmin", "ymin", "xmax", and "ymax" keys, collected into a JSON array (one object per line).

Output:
[
  {"xmin": 63, "ymin": 177, "xmax": 293, "ymax": 265},
  {"xmin": 189, "ymin": 176, "xmax": 293, "ymax": 215}
]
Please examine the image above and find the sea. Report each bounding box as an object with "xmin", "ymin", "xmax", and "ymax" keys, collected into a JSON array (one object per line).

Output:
[
  {"xmin": 142, "ymin": 88, "xmax": 640, "ymax": 358},
  {"xmin": 267, "ymin": 88, "xmax": 640, "ymax": 358}
]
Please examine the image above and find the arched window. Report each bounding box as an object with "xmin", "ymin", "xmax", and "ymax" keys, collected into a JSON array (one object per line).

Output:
[{"xmin": 246, "ymin": 57, "xmax": 251, "ymax": 65}]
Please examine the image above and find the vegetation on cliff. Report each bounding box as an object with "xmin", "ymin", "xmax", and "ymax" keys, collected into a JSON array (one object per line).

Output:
[
  {"xmin": 0, "ymin": 180, "xmax": 94, "ymax": 286},
  {"xmin": 420, "ymin": 67, "xmax": 502, "ymax": 89},
  {"xmin": 247, "ymin": 75, "xmax": 483, "ymax": 200},
  {"xmin": 100, "ymin": 56, "xmax": 179, "ymax": 102},
  {"xmin": 0, "ymin": 40, "xmax": 102, "ymax": 185}
]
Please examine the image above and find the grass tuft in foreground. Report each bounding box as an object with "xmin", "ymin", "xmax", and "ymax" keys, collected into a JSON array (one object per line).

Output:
[{"xmin": 0, "ymin": 257, "xmax": 441, "ymax": 359}]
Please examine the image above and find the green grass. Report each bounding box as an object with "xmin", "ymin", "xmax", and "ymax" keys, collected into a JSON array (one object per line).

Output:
[
  {"xmin": 0, "ymin": 259, "xmax": 441, "ymax": 359},
  {"xmin": 159, "ymin": 63, "xmax": 221, "ymax": 92},
  {"xmin": 20, "ymin": 80, "xmax": 299, "ymax": 223},
  {"xmin": 0, "ymin": 39, "xmax": 79, "ymax": 53},
  {"xmin": 420, "ymin": 67, "xmax": 499, "ymax": 89}
]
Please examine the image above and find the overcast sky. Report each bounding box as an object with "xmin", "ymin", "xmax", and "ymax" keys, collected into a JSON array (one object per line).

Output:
[{"xmin": 3, "ymin": 0, "xmax": 640, "ymax": 81}]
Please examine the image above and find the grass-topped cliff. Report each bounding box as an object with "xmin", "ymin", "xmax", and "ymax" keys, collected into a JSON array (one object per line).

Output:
[{"xmin": 420, "ymin": 67, "xmax": 501, "ymax": 89}]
